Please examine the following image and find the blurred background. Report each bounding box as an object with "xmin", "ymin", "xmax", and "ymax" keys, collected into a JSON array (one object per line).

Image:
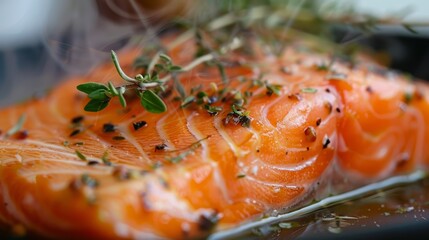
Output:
[
  {"xmin": 1, "ymin": 0, "xmax": 429, "ymax": 106},
  {"xmin": 0, "ymin": 0, "xmax": 195, "ymax": 106}
]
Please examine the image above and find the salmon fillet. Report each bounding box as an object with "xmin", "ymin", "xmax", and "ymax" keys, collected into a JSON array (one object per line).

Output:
[{"xmin": 0, "ymin": 36, "xmax": 428, "ymax": 239}]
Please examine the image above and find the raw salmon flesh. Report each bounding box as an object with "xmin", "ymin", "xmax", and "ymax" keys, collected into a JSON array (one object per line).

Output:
[{"xmin": 0, "ymin": 35, "xmax": 428, "ymax": 239}]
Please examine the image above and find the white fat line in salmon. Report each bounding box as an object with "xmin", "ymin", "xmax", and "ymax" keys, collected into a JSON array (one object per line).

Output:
[
  {"xmin": 401, "ymin": 106, "xmax": 425, "ymax": 167},
  {"xmin": 186, "ymin": 111, "xmax": 209, "ymax": 159},
  {"xmin": 155, "ymin": 110, "xmax": 177, "ymax": 150},
  {"xmin": 115, "ymin": 124, "xmax": 152, "ymax": 163},
  {"xmin": 96, "ymin": 175, "xmax": 210, "ymax": 223},
  {"xmin": 185, "ymin": 112, "xmax": 232, "ymax": 203},
  {"xmin": 0, "ymin": 146, "xmax": 100, "ymax": 162},
  {"xmin": 240, "ymin": 174, "xmax": 305, "ymax": 189},
  {"xmin": 213, "ymin": 117, "xmax": 250, "ymax": 158},
  {"xmin": 83, "ymin": 125, "xmax": 150, "ymax": 165},
  {"xmin": 248, "ymin": 155, "xmax": 318, "ymax": 172},
  {"xmin": 260, "ymin": 94, "xmax": 292, "ymax": 129},
  {"xmin": 20, "ymin": 168, "xmax": 111, "ymax": 179},
  {"xmin": 5, "ymin": 156, "xmax": 94, "ymax": 166},
  {"xmin": 212, "ymin": 162, "xmax": 233, "ymax": 204},
  {"xmin": 209, "ymin": 170, "xmax": 427, "ymax": 240}
]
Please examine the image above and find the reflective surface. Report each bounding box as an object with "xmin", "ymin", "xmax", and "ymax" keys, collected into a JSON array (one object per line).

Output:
[{"xmin": 232, "ymin": 177, "xmax": 429, "ymax": 239}]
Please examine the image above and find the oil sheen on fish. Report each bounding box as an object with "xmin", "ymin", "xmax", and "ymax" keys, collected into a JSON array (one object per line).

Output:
[{"xmin": 0, "ymin": 36, "xmax": 428, "ymax": 239}]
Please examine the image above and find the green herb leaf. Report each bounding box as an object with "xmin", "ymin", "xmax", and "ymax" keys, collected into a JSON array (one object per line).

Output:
[
  {"xmin": 5, "ymin": 114, "xmax": 26, "ymax": 137},
  {"xmin": 84, "ymin": 99, "xmax": 110, "ymax": 112},
  {"xmin": 140, "ymin": 90, "xmax": 167, "ymax": 113},
  {"xmin": 265, "ymin": 83, "xmax": 282, "ymax": 96},
  {"xmin": 173, "ymin": 75, "xmax": 186, "ymax": 100},
  {"xmin": 88, "ymin": 89, "xmax": 108, "ymax": 100},
  {"xmin": 232, "ymin": 104, "xmax": 248, "ymax": 116},
  {"xmin": 101, "ymin": 151, "xmax": 112, "ymax": 166},
  {"xmin": 301, "ymin": 87, "xmax": 318, "ymax": 93},
  {"xmin": 197, "ymin": 91, "xmax": 208, "ymax": 99},
  {"xmin": 181, "ymin": 95, "xmax": 195, "ymax": 108},
  {"xmin": 404, "ymin": 92, "xmax": 413, "ymax": 104},
  {"xmin": 118, "ymin": 90, "xmax": 127, "ymax": 108},
  {"xmin": 107, "ymin": 81, "xmax": 119, "ymax": 96},
  {"xmin": 133, "ymin": 55, "xmax": 150, "ymax": 69},
  {"xmin": 75, "ymin": 150, "xmax": 87, "ymax": 161},
  {"xmin": 165, "ymin": 136, "xmax": 208, "ymax": 163},
  {"xmin": 169, "ymin": 65, "xmax": 183, "ymax": 72},
  {"xmin": 77, "ymin": 83, "xmax": 108, "ymax": 94},
  {"xmin": 166, "ymin": 151, "xmax": 192, "ymax": 163},
  {"xmin": 205, "ymin": 105, "xmax": 222, "ymax": 116},
  {"xmin": 216, "ymin": 62, "xmax": 228, "ymax": 85},
  {"xmin": 159, "ymin": 53, "xmax": 172, "ymax": 64}
]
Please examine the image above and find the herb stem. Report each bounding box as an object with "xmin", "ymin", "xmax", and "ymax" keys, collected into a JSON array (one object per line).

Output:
[
  {"xmin": 162, "ymin": 38, "xmax": 243, "ymax": 84},
  {"xmin": 182, "ymin": 53, "xmax": 215, "ymax": 72},
  {"xmin": 166, "ymin": 29, "xmax": 195, "ymax": 51},
  {"xmin": 147, "ymin": 51, "xmax": 161, "ymax": 74},
  {"xmin": 111, "ymin": 50, "xmax": 139, "ymax": 83},
  {"xmin": 158, "ymin": 53, "xmax": 215, "ymax": 84}
]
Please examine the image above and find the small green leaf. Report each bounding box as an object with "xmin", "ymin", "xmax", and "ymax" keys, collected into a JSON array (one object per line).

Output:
[
  {"xmin": 159, "ymin": 53, "xmax": 172, "ymax": 64},
  {"xmin": 118, "ymin": 89, "xmax": 127, "ymax": 108},
  {"xmin": 133, "ymin": 55, "xmax": 150, "ymax": 69},
  {"xmin": 108, "ymin": 81, "xmax": 119, "ymax": 96},
  {"xmin": 197, "ymin": 91, "xmax": 208, "ymax": 99},
  {"xmin": 84, "ymin": 99, "xmax": 110, "ymax": 112},
  {"xmin": 216, "ymin": 62, "xmax": 228, "ymax": 85},
  {"xmin": 88, "ymin": 89, "xmax": 108, "ymax": 100},
  {"xmin": 404, "ymin": 92, "xmax": 413, "ymax": 104},
  {"xmin": 173, "ymin": 75, "xmax": 186, "ymax": 100},
  {"xmin": 169, "ymin": 65, "xmax": 183, "ymax": 72},
  {"xmin": 181, "ymin": 96, "xmax": 195, "ymax": 108},
  {"xmin": 75, "ymin": 150, "xmax": 87, "ymax": 161},
  {"xmin": 5, "ymin": 114, "xmax": 26, "ymax": 137},
  {"xmin": 77, "ymin": 83, "xmax": 108, "ymax": 94},
  {"xmin": 265, "ymin": 83, "xmax": 282, "ymax": 96},
  {"xmin": 140, "ymin": 90, "xmax": 167, "ymax": 113},
  {"xmin": 155, "ymin": 64, "xmax": 166, "ymax": 72},
  {"xmin": 231, "ymin": 104, "xmax": 244, "ymax": 115},
  {"xmin": 101, "ymin": 151, "xmax": 112, "ymax": 166},
  {"xmin": 204, "ymin": 105, "xmax": 222, "ymax": 115},
  {"xmin": 135, "ymin": 74, "xmax": 146, "ymax": 82}
]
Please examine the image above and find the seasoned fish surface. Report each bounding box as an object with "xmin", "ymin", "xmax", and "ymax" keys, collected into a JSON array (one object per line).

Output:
[{"xmin": 0, "ymin": 38, "xmax": 428, "ymax": 239}]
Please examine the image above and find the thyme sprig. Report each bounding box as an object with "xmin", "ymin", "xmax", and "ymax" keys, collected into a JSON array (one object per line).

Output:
[
  {"xmin": 77, "ymin": 46, "xmax": 238, "ymax": 113},
  {"xmin": 165, "ymin": 135, "xmax": 211, "ymax": 163},
  {"xmin": 224, "ymin": 104, "xmax": 251, "ymax": 127}
]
